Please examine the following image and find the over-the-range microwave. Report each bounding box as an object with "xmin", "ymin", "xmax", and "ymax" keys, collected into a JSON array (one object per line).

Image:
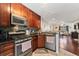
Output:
[{"xmin": 11, "ymin": 14, "xmax": 27, "ymax": 26}]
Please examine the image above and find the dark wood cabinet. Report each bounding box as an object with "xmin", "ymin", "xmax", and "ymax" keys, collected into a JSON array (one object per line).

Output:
[
  {"xmin": 27, "ymin": 9, "xmax": 33, "ymax": 27},
  {"xmin": 21, "ymin": 4, "xmax": 29, "ymax": 24},
  {"xmin": 11, "ymin": 3, "xmax": 41, "ymax": 28},
  {"xmin": 11, "ymin": 3, "xmax": 23, "ymax": 17},
  {"xmin": 32, "ymin": 36, "xmax": 38, "ymax": 52},
  {"xmin": 0, "ymin": 41, "xmax": 14, "ymax": 56},
  {"xmin": 0, "ymin": 3, "xmax": 41, "ymax": 28},
  {"xmin": 32, "ymin": 12, "xmax": 41, "ymax": 29},
  {"xmin": 32, "ymin": 34, "xmax": 45, "ymax": 51},
  {"xmin": 38, "ymin": 35, "xmax": 45, "ymax": 48},
  {"xmin": 0, "ymin": 3, "xmax": 10, "ymax": 27}
]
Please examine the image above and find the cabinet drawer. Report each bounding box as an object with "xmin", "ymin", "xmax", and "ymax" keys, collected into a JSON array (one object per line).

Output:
[
  {"xmin": 1, "ymin": 45, "xmax": 14, "ymax": 52},
  {"xmin": 0, "ymin": 43, "xmax": 14, "ymax": 52},
  {"xmin": 6, "ymin": 53, "xmax": 14, "ymax": 56},
  {"xmin": 0, "ymin": 49, "xmax": 13, "ymax": 56}
]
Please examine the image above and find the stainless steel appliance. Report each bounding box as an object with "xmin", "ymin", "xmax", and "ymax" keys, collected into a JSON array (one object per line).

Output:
[
  {"xmin": 45, "ymin": 34, "xmax": 56, "ymax": 51},
  {"xmin": 11, "ymin": 14, "xmax": 27, "ymax": 26},
  {"xmin": 45, "ymin": 33, "xmax": 60, "ymax": 53},
  {"xmin": 10, "ymin": 16, "xmax": 32, "ymax": 55},
  {"xmin": 9, "ymin": 26, "xmax": 32, "ymax": 56},
  {"xmin": 11, "ymin": 34, "xmax": 32, "ymax": 56}
]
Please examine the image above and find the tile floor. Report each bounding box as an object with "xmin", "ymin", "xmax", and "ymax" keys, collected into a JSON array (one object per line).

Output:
[{"xmin": 32, "ymin": 48, "xmax": 77, "ymax": 56}]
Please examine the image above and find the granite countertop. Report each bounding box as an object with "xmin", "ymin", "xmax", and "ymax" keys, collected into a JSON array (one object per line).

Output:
[
  {"xmin": 0, "ymin": 32, "xmax": 57, "ymax": 44},
  {"xmin": 0, "ymin": 40, "xmax": 13, "ymax": 45},
  {"xmin": 30, "ymin": 32, "xmax": 57, "ymax": 36},
  {"xmin": 37, "ymin": 32, "xmax": 56, "ymax": 36},
  {"xmin": 9, "ymin": 31, "xmax": 57, "ymax": 37}
]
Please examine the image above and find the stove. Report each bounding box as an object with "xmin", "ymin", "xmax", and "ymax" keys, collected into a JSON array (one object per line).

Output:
[{"xmin": 10, "ymin": 33, "xmax": 32, "ymax": 56}]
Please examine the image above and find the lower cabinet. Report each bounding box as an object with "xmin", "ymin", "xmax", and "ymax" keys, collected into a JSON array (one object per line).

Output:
[
  {"xmin": 0, "ymin": 41, "xmax": 14, "ymax": 56},
  {"xmin": 32, "ymin": 36, "xmax": 38, "ymax": 52},
  {"xmin": 32, "ymin": 35, "xmax": 46, "ymax": 52},
  {"xmin": 38, "ymin": 35, "xmax": 45, "ymax": 48}
]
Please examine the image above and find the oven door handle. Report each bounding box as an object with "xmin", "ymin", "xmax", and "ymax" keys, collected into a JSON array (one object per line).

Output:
[{"xmin": 15, "ymin": 43, "xmax": 22, "ymax": 46}]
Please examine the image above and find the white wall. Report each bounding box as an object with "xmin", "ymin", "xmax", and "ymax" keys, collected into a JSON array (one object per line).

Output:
[
  {"xmin": 41, "ymin": 17, "xmax": 76, "ymax": 33},
  {"xmin": 41, "ymin": 18, "xmax": 51, "ymax": 32},
  {"xmin": 41, "ymin": 17, "xmax": 61, "ymax": 32}
]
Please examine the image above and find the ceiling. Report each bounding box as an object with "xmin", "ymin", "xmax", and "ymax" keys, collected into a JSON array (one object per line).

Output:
[{"xmin": 23, "ymin": 3, "xmax": 79, "ymax": 24}]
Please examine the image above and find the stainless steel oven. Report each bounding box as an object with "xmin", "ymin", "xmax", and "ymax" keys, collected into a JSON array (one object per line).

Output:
[
  {"xmin": 15, "ymin": 43, "xmax": 22, "ymax": 56},
  {"xmin": 15, "ymin": 40, "xmax": 32, "ymax": 56},
  {"xmin": 14, "ymin": 36, "xmax": 32, "ymax": 56},
  {"xmin": 10, "ymin": 33, "xmax": 32, "ymax": 56}
]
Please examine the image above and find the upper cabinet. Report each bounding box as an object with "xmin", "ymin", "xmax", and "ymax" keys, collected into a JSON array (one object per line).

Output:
[
  {"xmin": 27, "ymin": 9, "xmax": 33, "ymax": 27},
  {"xmin": 11, "ymin": 3, "xmax": 41, "ymax": 29},
  {"xmin": 32, "ymin": 11, "xmax": 41, "ymax": 29},
  {"xmin": 11, "ymin": 3, "xmax": 23, "ymax": 17},
  {"xmin": 11, "ymin": 3, "xmax": 28, "ymax": 26},
  {"xmin": 22, "ymin": 4, "xmax": 28, "ymax": 19},
  {"xmin": 0, "ymin": 3, "xmax": 10, "ymax": 27},
  {"xmin": 0, "ymin": 3, "xmax": 41, "ymax": 29}
]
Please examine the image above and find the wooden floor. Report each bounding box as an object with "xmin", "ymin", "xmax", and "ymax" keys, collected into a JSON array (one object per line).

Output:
[{"xmin": 60, "ymin": 36, "xmax": 79, "ymax": 56}]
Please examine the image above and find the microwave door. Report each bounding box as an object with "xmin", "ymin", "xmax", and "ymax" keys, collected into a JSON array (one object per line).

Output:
[{"xmin": 11, "ymin": 15, "xmax": 26, "ymax": 26}]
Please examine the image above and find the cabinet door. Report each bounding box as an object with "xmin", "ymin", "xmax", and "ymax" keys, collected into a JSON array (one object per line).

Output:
[
  {"xmin": 35, "ymin": 16, "xmax": 41, "ymax": 29},
  {"xmin": 38, "ymin": 35, "xmax": 45, "ymax": 48},
  {"xmin": 0, "ymin": 41, "xmax": 14, "ymax": 56},
  {"xmin": 34, "ymin": 14, "xmax": 40, "ymax": 29},
  {"xmin": 27, "ymin": 9, "xmax": 33, "ymax": 27},
  {"xmin": 32, "ymin": 36, "xmax": 38, "ymax": 52},
  {"xmin": 34, "ymin": 36, "xmax": 38, "ymax": 49},
  {"xmin": 11, "ymin": 3, "xmax": 23, "ymax": 16},
  {"xmin": 32, "ymin": 13, "xmax": 37, "ymax": 28},
  {"xmin": 22, "ymin": 5, "xmax": 29, "ymax": 22},
  {"xmin": 11, "ymin": 3, "xmax": 29, "ymax": 26},
  {"xmin": 0, "ymin": 3, "xmax": 10, "ymax": 27},
  {"xmin": 32, "ymin": 38, "xmax": 35, "ymax": 52},
  {"xmin": 32, "ymin": 12, "xmax": 41, "ymax": 29}
]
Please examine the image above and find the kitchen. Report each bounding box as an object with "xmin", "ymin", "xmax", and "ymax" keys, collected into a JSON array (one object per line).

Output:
[
  {"xmin": 0, "ymin": 3, "xmax": 79, "ymax": 56},
  {"xmin": 0, "ymin": 3, "xmax": 60, "ymax": 56}
]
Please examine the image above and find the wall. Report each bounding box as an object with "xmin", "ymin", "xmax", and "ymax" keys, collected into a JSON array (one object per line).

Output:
[
  {"xmin": 41, "ymin": 17, "xmax": 53, "ymax": 32},
  {"xmin": 41, "ymin": 17, "xmax": 61, "ymax": 32},
  {"xmin": 41, "ymin": 17, "xmax": 75, "ymax": 33}
]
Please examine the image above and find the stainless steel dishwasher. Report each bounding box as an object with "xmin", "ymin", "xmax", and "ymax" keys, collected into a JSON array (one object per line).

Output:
[
  {"xmin": 45, "ymin": 33, "xmax": 60, "ymax": 53},
  {"xmin": 45, "ymin": 35, "xmax": 56, "ymax": 51}
]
